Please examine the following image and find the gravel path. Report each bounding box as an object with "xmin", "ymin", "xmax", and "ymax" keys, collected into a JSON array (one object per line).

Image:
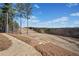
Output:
[{"xmin": 0, "ymin": 33, "xmax": 41, "ymax": 56}]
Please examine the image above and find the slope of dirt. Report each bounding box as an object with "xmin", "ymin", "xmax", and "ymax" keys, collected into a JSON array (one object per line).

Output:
[
  {"xmin": 21, "ymin": 28, "xmax": 79, "ymax": 54},
  {"xmin": 22, "ymin": 28, "xmax": 79, "ymax": 55},
  {"xmin": 0, "ymin": 33, "xmax": 12, "ymax": 51},
  {"xmin": 35, "ymin": 43, "xmax": 78, "ymax": 56},
  {"xmin": 9, "ymin": 33, "xmax": 79, "ymax": 56},
  {"xmin": 0, "ymin": 33, "xmax": 41, "ymax": 56},
  {"xmin": 41, "ymin": 34, "xmax": 79, "ymax": 53}
]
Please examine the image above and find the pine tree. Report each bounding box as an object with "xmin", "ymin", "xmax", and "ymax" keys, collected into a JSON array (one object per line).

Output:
[{"xmin": 0, "ymin": 3, "xmax": 19, "ymax": 33}]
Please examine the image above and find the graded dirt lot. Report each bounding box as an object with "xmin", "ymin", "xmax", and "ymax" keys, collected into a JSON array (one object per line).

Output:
[
  {"xmin": 22, "ymin": 28, "xmax": 79, "ymax": 53},
  {"xmin": 0, "ymin": 34, "xmax": 12, "ymax": 51},
  {"xmin": 8, "ymin": 28, "xmax": 79, "ymax": 56},
  {"xmin": 35, "ymin": 43, "xmax": 78, "ymax": 56},
  {"xmin": 0, "ymin": 33, "xmax": 41, "ymax": 56},
  {"xmin": 0, "ymin": 28, "xmax": 79, "ymax": 56}
]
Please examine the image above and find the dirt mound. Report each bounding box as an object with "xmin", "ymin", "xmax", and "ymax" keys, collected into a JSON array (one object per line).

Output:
[{"xmin": 0, "ymin": 34, "xmax": 12, "ymax": 51}]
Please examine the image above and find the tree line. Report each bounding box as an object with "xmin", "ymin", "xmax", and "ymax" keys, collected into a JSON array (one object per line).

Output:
[{"xmin": 0, "ymin": 3, "xmax": 32, "ymax": 33}]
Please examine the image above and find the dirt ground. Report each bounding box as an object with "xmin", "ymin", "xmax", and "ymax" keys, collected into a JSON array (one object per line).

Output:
[
  {"xmin": 0, "ymin": 33, "xmax": 41, "ymax": 56},
  {"xmin": 35, "ymin": 43, "xmax": 78, "ymax": 56},
  {"xmin": 0, "ymin": 34, "xmax": 12, "ymax": 51},
  {"xmin": 9, "ymin": 33, "xmax": 79, "ymax": 56},
  {"xmin": 0, "ymin": 28, "xmax": 79, "ymax": 56}
]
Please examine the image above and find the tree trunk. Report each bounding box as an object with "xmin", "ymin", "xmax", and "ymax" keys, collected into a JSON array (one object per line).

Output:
[
  {"xmin": 12, "ymin": 19, "xmax": 14, "ymax": 33},
  {"xmin": 26, "ymin": 17, "xmax": 29, "ymax": 35},
  {"xmin": 6, "ymin": 13, "xmax": 9, "ymax": 33},
  {"xmin": 20, "ymin": 14, "xmax": 22, "ymax": 34}
]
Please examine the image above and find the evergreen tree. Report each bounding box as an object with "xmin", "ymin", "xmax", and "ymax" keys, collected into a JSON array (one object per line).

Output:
[{"xmin": 0, "ymin": 3, "xmax": 19, "ymax": 33}]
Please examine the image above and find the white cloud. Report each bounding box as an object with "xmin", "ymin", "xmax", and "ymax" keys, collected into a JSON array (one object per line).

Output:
[
  {"xmin": 52, "ymin": 17, "xmax": 68, "ymax": 23},
  {"xmin": 49, "ymin": 17, "xmax": 69, "ymax": 27},
  {"xmin": 34, "ymin": 4, "xmax": 40, "ymax": 9},
  {"xmin": 70, "ymin": 12, "xmax": 79, "ymax": 16},
  {"xmin": 66, "ymin": 3, "xmax": 78, "ymax": 8},
  {"xmin": 22, "ymin": 15, "xmax": 79, "ymax": 28},
  {"xmin": 45, "ymin": 17, "xmax": 68, "ymax": 25},
  {"xmin": 29, "ymin": 19, "xmax": 39, "ymax": 23},
  {"xmin": 22, "ymin": 15, "xmax": 40, "ymax": 27},
  {"xmin": 29, "ymin": 15, "xmax": 40, "ymax": 23},
  {"xmin": 30, "ymin": 15, "xmax": 37, "ymax": 19},
  {"xmin": 28, "ymin": 16, "xmax": 79, "ymax": 28},
  {"xmin": 67, "ymin": 20, "xmax": 79, "ymax": 27},
  {"xmin": 74, "ymin": 20, "xmax": 79, "ymax": 26},
  {"xmin": 36, "ymin": 16, "xmax": 69, "ymax": 28}
]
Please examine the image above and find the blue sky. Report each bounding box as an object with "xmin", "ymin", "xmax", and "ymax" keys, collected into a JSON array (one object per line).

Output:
[
  {"xmin": 1, "ymin": 3, "xmax": 79, "ymax": 28},
  {"xmin": 22, "ymin": 3, "xmax": 79, "ymax": 28}
]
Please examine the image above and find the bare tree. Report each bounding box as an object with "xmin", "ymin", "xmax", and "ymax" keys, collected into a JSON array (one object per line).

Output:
[{"xmin": 16, "ymin": 3, "xmax": 32, "ymax": 34}]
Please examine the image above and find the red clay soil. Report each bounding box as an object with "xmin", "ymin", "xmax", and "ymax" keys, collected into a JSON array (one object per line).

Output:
[{"xmin": 9, "ymin": 34, "xmax": 79, "ymax": 56}]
